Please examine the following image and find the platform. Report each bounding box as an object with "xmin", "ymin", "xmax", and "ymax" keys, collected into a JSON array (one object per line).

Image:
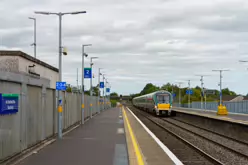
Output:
[
  {"xmin": 11, "ymin": 106, "xmax": 182, "ymax": 165},
  {"xmin": 173, "ymin": 107, "xmax": 248, "ymax": 125}
]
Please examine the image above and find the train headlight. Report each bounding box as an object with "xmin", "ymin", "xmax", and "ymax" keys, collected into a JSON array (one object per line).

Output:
[{"xmin": 154, "ymin": 106, "xmax": 157, "ymax": 109}]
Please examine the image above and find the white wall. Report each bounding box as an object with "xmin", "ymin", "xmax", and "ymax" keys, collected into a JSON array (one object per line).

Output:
[
  {"xmin": 18, "ymin": 57, "xmax": 59, "ymax": 89},
  {"xmin": 0, "ymin": 56, "xmax": 58, "ymax": 89}
]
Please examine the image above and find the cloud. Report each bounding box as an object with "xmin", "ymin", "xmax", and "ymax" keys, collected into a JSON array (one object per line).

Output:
[{"xmin": 1, "ymin": 0, "xmax": 248, "ymax": 95}]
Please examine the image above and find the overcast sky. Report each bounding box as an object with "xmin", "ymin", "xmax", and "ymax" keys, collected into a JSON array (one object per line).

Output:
[{"xmin": 1, "ymin": 0, "xmax": 248, "ymax": 95}]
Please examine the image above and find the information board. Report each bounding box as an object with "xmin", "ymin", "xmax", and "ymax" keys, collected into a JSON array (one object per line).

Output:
[
  {"xmin": 84, "ymin": 68, "xmax": 92, "ymax": 78},
  {"xmin": 0, "ymin": 93, "xmax": 19, "ymax": 115}
]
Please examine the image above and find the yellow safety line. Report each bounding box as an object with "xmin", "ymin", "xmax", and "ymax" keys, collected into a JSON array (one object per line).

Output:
[{"xmin": 122, "ymin": 107, "xmax": 145, "ymax": 165}]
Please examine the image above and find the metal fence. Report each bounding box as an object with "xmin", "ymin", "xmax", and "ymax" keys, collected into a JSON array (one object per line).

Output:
[
  {"xmin": 173, "ymin": 100, "xmax": 248, "ymax": 114},
  {"xmin": 0, "ymin": 72, "xmax": 111, "ymax": 162}
]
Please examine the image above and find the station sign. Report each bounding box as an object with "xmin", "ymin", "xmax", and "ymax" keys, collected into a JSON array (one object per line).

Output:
[
  {"xmin": 106, "ymin": 88, "xmax": 110, "ymax": 93},
  {"xmin": 186, "ymin": 89, "xmax": 193, "ymax": 95},
  {"xmin": 84, "ymin": 68, "xmax": 92, "ymax": 78},
  {"xmin": 100, "ymin": 82, "xmax": 104, "ymax": 88},
  {"xmin": 56, "ymin": 82, "xmax": 66, "ymax": 91},
  {"xmin": 0, "ymin": 94, "xmax": 19, "ymax": 115}
]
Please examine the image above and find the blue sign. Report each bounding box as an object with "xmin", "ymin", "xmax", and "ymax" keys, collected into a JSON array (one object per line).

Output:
[
  {"xmin": 100, "ymin": 82, "xmax": 104, "ymax": 88},
  {"xmin": 84, "ymin": 68, "xmax": 92, "ymax": 78},
  {"xmin": 0, "ymin": 94, "xmax": 19, "ymax": 115},
  {"xmin": 56, "ymin": 82, "xmax": 66, "ymax": 91},
  {"xmin": 186, "ymin": 89, "xmax": 193, "ymax": 95},
  {"xmin": 106, "ymin": 88, "xmax": 110, "ymax": 93},
  {"xmin": 172, "ymin": 93, "xmax": 176, "ymax": 97}
]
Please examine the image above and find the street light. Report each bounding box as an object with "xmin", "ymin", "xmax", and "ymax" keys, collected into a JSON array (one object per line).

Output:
[
  {"xmin": 239, "ymin": 60, "xmax": 248, "ymax": 70},
  {"xmin": 81, "ymin": 44, "xmax": 91, "ymax": 125},
  {"xmin": 90, "ymin": 57, "xmax": 98, "ymax": 118},
  {"xmin": 187, "ymin": 80, "xmax": 191, "ymax": 108},
  {"xmin": 195, "ymin": 75, "xmax": 210, "ymax": 109},
  {"xmin": 212, "ymin": 69, "xmax": 230, "ymax": 105},
  {"xmin": 35, "ymin": 10, "xmax": 86, "ymax": 139},
  {"xmin": 176, "ymin": 82, "xmax": 183, "ymax": 107},
  {"xmin": 98, "ymin": 68, "xmax": 103, "ymax": 113},
  {"xmin": 28, "ymin": 17, "xmax": 36, "ymax": 58}
]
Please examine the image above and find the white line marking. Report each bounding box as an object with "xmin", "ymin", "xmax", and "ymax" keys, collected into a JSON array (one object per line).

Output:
[
  {"xmin": 126, "ymin": 107, "xmax": 184, "ymax": 165},
  {"xmin": 117, "ymin": 128, "xmax": 124, "ymax": 134}
]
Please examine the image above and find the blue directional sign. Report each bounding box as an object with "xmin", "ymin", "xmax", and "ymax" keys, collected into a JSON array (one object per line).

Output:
[
  {"xmin": 186, "ymin": 89, "xmax": 193, "ymax": 95},
  {"xmin": 106, "ymin": 88, "xmax": 110, "ymax": 93},
  {"xmin": 172, "ymin": 93, "xmax": 176, "ymax": 97},
  {"xmin": 100, "ymin": 82, "xmax": 104, "ymax": 88},
  {"xmin": 0, "ymin": 94, "xmax": 19, "ymax": 115},
  {"xmin": 84, "ymin": 68, "xmax": 92, "ymax": 78},
  {"xmin": 56, "ymin": 82, "xmax": 66, "ymax": 91}
]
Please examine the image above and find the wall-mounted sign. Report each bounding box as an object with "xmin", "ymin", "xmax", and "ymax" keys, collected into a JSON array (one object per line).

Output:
[{"xmin": 0, "ymin": 93, "xmax": 19, "ymax": 115}]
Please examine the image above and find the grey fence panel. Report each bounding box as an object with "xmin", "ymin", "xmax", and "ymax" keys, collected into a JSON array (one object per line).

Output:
[
  {"xmin": 0, "ymin": 81, "xmax": 22, "ymax": 161},
  {"xmin": 44, "ymin": 89, "xmax": 54, "ymax": 138},
  {"xmin": 174, "ymin": 100, "xmax": 248, "ymax": 114},
  {"xmin": 0, "ymin": 77, "xmax": 111, "ymax": 161},
  {"xmin": 26, "ymin": 86, "xmax": 42, "ymax": 147}
]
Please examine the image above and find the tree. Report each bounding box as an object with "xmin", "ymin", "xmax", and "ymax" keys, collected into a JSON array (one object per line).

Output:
[
  {"xmin": 66, "ymin": 84, "xmax": 72, "ymax": 92},
  {"xmin": 140, "ymin": 83, "xmax": 159, "ymax": 95},
  {"xmin": 110, "ymin": 92, "xmax": 118, "ymax": 97},
  {"xmin": 92, "ymin": 86, "xmax": 100, "ymax": 96}
]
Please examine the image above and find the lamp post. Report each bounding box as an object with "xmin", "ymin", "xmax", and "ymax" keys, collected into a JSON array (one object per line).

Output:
[
  {"xmin": 28, "ymin": 17, "xmax": 36, "ymax": 58},
  {"xmin": 188, "ymin": 80, "xmax": 191, "ymax": 108},
  {"xmin": 195, "ymin": 75, "xmax": 209, "ymax": 109},
  {"xmin": 102, "ymin": 74, "xmax": 106, "ymax": 110},
  {"xmin": 98, "ymin": 68, "xmax": 103, "ymax": 113},
  {"xmin": 81, "ymin": 44, "xmax": 91, "ymax": 124},
  {"xmin": 212, "ymin": 69, "xmax": 230, "ymax": 106},
  {"xmin": 35, "ymin": 10, "xmax": 86, "ymax": 139},
  {"xmin": 177, "ymin": 82, "xmax": 183, "ymax": 107},
  {"xmin": 90, "ymin": 57, "xmax": 98, "ymax": 118}
]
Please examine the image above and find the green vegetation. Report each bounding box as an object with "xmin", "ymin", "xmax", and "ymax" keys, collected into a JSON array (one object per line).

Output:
[{"xmin": 129, "ymin": 83, "xmax": 238, "ymax": 104}]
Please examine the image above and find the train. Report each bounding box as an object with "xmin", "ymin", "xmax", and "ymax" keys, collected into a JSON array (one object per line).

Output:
[{"xmin": 132, "ymin": 90, "xmax": 176, "ymax": 116}]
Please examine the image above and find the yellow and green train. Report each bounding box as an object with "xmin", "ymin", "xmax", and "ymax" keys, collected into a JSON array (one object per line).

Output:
[{"xmin": 132, "ymin": 90, "xmax": 176, "ymax": 116}]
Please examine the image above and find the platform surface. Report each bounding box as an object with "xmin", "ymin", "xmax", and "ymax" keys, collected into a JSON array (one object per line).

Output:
[
  {"xmin": 173, "ymin": 107, "xmax": 248, "ymax": 124},
  {"xmin": 123, "ymin": 107, "xmax": 178, "ymax": 165},
  {"xmin": 14, "ymin": 106, "xmax": 179, "ymax": 165},
  {"xmin": 16, "ymin": 108, "xmax": 128, "ymax": 165}
]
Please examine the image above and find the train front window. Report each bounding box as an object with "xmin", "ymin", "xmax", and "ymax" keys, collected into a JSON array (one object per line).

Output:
[{"xmin": 157, "ymin": 94, "xmax": 170, "ymax": 103}]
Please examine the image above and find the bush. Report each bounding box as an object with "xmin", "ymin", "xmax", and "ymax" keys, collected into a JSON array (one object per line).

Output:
[{"xmin": 111, "ymin": 100, "xmax": 117, "ymax": 107}]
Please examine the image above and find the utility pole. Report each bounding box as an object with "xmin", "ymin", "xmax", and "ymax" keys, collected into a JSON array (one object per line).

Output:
[
  {"xmin": 90, "ymin": 57, "xmax": 98, "ymax": 117},
  {"xmin": 35, "ymin": 10, "xmax": 86, "ymax": 139},
  {"xmin": 76, "ymin": 68, "xmax": 78, "ymax": 90},
  {"xmin": 188, "ymin": 80, "xmax": 191, "ymax": 108},
  {"xmin": 82, "ymin": 44, "xmax": 91, "ymax": 124},
  {"xmin": 212, "ymin": 69, "xmax": 230, "ymax": 105},
  {"xmin": 102, "ymin": 74, "xmax": 105, "ymax": 110},
  {"xmin": 28, "ymin": 17, "xmax": 36, "ymax": 58},
  {"xmin": 98, "ymin": 68, "xmax": 102, "ymax": 113},
  {"xmin": 176, "ymin": 82, "xmax": 183, "ymax": 107},
  {"xmin": 195, "ymin": 75, "xmax": 209, "ymax": 109}
]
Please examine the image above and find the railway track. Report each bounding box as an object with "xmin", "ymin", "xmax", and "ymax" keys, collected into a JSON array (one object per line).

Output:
[{"xmin": 128, "ymin": 106, "xmax": 248, "ymax": 165}]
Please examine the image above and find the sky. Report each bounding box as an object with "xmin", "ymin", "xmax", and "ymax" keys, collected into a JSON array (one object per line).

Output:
[{"xmin": 1, "ymin": 0, "xmax": 248, "ymax": 95}]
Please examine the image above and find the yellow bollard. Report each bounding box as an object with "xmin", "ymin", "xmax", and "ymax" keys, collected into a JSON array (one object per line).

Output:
[{"xmin": 217, "ymin": 104, "xmax": 228, "ymax": 115}]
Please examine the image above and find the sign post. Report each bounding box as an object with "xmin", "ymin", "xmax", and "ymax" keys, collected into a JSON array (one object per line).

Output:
[{"xmin": 56, "ymin": 81, "xmax": 66, "ymax": 139}]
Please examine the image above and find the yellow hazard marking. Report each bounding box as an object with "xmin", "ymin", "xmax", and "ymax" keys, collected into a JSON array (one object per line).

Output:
[
  {"xmin": 81, "ymin": 104, "xmax": 84, "ymax": 108},
  {"xmin": 58, "ymin": 106, "xmax": 63, "ymax": 113},
  {"xmin": 122, "ymin": 108, "xmax": 144, "ymax": 165}
]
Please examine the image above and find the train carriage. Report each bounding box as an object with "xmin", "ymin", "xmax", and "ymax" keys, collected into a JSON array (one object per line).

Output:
[{"xmin": 132, "ymin": 90, "xmax": 175, "ymax": 116}]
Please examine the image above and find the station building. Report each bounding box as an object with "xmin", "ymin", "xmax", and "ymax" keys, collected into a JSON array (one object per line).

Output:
[{"xmin": 0, "ymin": 50, "xmax": 59, "ymax": 89}]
